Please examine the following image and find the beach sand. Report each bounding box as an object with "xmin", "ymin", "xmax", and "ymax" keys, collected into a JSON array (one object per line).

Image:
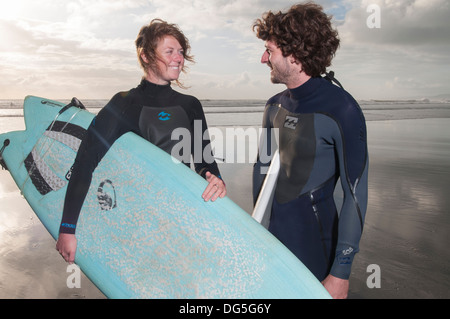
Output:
[
  {"xmin": 1, "ymin": 114, "xmax": 450, "ymax": 299},
  {"xmin": 0, "ymin": 118, "xmax": 104, "ymax": 298}
]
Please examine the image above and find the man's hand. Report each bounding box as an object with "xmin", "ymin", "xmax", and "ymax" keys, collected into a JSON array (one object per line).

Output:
[
  {"xmin": 202, "ymin": 172, "xmax": 227, "ymax": 202},
  {"xmin": 322, "ymin": 274, "xmax": 349, "ymax": 299}
]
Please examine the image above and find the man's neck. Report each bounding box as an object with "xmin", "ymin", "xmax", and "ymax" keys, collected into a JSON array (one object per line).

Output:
[{"xmin": 286, "ymin": 72, "xmax": 311, "ymax": 89}]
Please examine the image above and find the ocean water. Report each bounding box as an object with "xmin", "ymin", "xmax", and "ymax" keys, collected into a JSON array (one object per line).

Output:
[
  {"xmin": 1, "ymin": 98, "xmax": 450, "ymax": 299},
  {"xmin": 2, "ymin": 98, "xmax": 450, "ymax": 123}
]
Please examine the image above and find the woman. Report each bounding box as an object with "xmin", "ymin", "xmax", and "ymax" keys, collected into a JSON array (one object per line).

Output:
[{"xmin": 56, "ymin": 19, "xmax": 226, "ymax": 263}]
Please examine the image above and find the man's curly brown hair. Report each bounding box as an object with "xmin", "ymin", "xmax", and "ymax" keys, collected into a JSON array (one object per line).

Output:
[{"xmin": 253, "ymin": 2, "xmax": 340, "ymax": 77}]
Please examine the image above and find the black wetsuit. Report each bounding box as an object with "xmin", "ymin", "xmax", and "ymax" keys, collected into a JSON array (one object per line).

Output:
[
  {"xmin": 59, "ymin": 79, "xmax": 221, "ymax": 234},
  {"xmin": 253, "ymin": 76, "xmax": 369, "ymax": 281}
]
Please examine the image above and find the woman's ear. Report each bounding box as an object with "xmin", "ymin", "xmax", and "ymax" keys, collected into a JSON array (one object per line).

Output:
[{"xmin": 140, "ymin": 52, "xmax": 149, "ymax": 64}]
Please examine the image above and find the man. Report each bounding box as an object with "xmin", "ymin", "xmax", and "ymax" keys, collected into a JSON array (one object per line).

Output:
[{"xmin": 252, "ymin": 3, "xmax": 368, "ymax": 299}]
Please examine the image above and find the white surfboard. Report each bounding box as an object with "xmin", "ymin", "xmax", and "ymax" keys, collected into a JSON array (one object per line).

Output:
[{"xmin": 252, "ymin": 150, "xmax": 280, "ymax": 228}]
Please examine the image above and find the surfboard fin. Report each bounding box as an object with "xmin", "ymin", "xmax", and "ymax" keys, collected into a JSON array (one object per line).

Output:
[{"xmin": 0, "ymin": 139, "xmax": 10, "ymax": 170}]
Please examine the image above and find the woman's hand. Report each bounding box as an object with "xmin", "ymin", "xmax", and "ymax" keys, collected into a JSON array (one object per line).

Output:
[
  {"xmin": 56, "ymin": 233, "xmax": 77, "ymax": 264},
  {"xmin": 202, "ymin": 172, "xmax": 227, "ymax": 202}
]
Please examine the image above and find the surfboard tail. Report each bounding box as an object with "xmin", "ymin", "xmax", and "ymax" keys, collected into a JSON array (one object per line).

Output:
[
  {"xmin": 1, "ymin": 96, "xmax": 64, "ymax": 172},
  {"xmin": 0, "ymin": 96, "xmax": 91, "ymax": 207},
  {"xmin": 0, "ymin": 97, "xmax": 60, "ymax": 187},
  {"xmin": 1, "ymin": 130, "xmax": 29, "ymax": 195}
]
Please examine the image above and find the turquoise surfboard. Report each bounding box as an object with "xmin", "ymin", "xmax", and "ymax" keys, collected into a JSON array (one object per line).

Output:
[{"xmin": 0, "ymin": 96, "xmax": 330, "ymax": 299}]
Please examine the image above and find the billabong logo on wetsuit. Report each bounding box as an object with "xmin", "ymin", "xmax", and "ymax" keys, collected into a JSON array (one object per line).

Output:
[
  {"xmin": 158, "ymin": 111, "xmax": 171, "ymax": 121},
  {"xmin": 343, "ymin": 247, "xmax": 354, "ymax": 255},
  {"xmin": 284, "ymin": 115, "xmax": 299, "ymax": 130}
]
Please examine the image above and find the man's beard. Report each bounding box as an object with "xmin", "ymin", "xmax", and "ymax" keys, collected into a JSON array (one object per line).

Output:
[{"xmin": 268, "ymin": 61, "xmax": 290, "ymax": 85}]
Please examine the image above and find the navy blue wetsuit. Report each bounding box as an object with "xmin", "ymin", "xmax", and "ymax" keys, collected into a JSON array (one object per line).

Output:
[
  {"xmin": 253, "ymin": 76, "xmax": 368, "ymax": 281},
  {"xmin": 59, "ymin": 79, "xmax": 221, "ymax": 234}
]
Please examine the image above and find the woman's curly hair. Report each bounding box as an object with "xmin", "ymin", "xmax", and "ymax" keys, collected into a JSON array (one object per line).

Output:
[{"xmin": 253, "ymin": 2, "xmax": 340, "ymax": 77}]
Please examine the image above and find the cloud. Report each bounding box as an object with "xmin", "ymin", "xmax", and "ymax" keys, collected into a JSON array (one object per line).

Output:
[
  {"xmin": 0, "ymin": 16, "xmax": 139, "ymax": 99},
  {"xmin": 330, "ymin": 0, "xmax": 450, "ymax": 99},
  {"xmin": 0, "ymin": 0, "xmax": 449, "ymax": 100},
  {"xmin": 339, "ymin": 0, "xmax": 450, "ymax": 47},
  {"xmin": 137, "ymin": 0, "xmax": 282, "ymax": 35}
]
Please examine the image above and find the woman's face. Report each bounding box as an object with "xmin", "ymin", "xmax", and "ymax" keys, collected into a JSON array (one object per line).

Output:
[{"xmin": 145, "ymin": 35, "xmax": 185, "ymax": 85}]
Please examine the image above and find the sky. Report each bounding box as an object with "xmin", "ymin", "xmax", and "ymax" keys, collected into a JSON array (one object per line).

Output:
[{"xmin": 0, "ymin": 0, "xmax": 449, "ymax": 101}]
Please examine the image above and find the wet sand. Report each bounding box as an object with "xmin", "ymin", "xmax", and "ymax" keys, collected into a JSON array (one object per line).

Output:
[
  {"xmin": 1, "ymin": 115, "xmax": 450, "ymax": 299},
  {"xmin": 0, "ymin": 118, "xmax": 104, "ymax": 298},
  {"xmin": 348, "ymin": 118, "xmax": 450, "ymax": 298}
]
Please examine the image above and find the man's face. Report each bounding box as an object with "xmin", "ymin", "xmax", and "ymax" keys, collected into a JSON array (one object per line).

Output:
[{"xmin": 261, "ymin": 40, "xmax": 293, "ymax": 85}]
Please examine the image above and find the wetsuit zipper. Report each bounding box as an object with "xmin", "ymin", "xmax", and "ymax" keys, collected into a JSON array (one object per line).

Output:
[
  {"xmin": 304, "ymin": 175, "xmax": 337, "ymax": 266},
  {"xmin": 310, "ymin": 196, "xmax": 330, "ymax": 266}
]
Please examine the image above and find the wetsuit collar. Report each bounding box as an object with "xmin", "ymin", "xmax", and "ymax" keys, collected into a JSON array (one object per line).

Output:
[
  {"xmin": 289, "ymin": 77, "xmax": 322, "ymax": 100},
  {"xmin": 139, "ymin": 78, "xmax": 172, "ymax": 97}
]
